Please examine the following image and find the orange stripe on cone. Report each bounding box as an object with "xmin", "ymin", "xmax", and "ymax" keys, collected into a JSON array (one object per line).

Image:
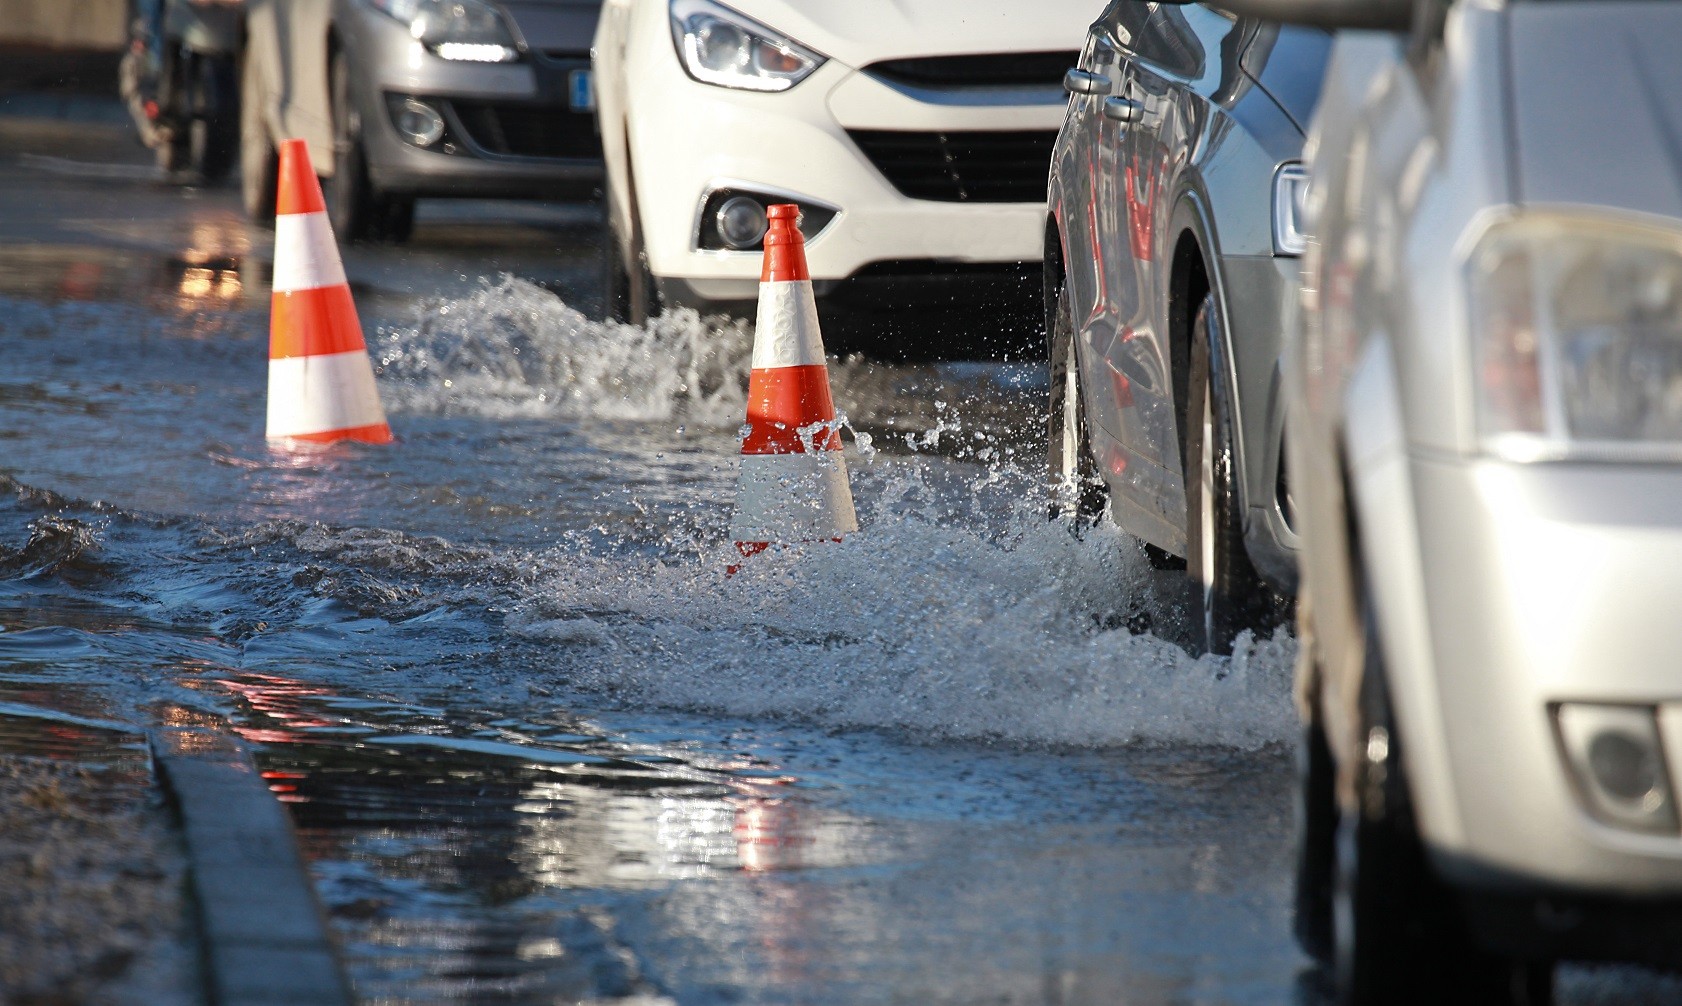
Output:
[
  {"xmin": 760, "ymin": 204, "xmax": 810, "ymax": 283},
  {"xmin": 743, "ymin": 365, "xmax": 842, "ymax": 454},
  {"xmin": 275, "ymin": 140, "xmax": 327, "ymax": 216},
  {"xmin": 266, "ymin": 138, "xmax": 392, "ymax": 446},
  {"xmin": 729, "ymin": 204, "xmax": 857, "ymax": 569},
  {"xmin": 270, "ymin": 285, "xmax": 368, "ymax": 360}
]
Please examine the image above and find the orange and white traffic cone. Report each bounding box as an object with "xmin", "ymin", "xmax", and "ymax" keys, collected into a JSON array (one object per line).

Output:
[
  {"xmin": 266, "ymin": 138, "xmax": 392, "ymax": 445},
  {"xmin": 729, "ymin": 204, "xmax": 857, "ymax": 568}
]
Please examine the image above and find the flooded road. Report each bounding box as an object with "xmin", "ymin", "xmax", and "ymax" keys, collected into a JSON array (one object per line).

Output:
[{"xmin": 3, "ymin": 107, "xmax": 1674, "ymax": 1005}]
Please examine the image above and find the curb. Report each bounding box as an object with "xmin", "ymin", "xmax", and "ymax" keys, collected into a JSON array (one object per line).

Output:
[{"xmin": 150, "ymin": 728, "xmax": 353, "ymax": 1006}]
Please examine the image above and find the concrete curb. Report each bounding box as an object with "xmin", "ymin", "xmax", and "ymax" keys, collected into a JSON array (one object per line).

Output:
[{"xmin": 150, "ymin": 728, "xmax": 353, "ymax": 1006}]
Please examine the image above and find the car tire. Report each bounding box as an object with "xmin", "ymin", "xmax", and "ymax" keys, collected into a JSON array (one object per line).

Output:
[
  {"xmin": 1294, "ymin": 711, "xmax": 1336, "ymax": 965},
  {"xmin": 240, "ymin": 49, "xmax": 278, "ymax": 223},
  {"xmin": 1333, "ymin": 589, "xmax": 1554, "ymax": 1006},
  {"xmin": 325, "ymin": 51, "xmax": 405, "ymax": 244},
  {"xmin": 189, "ymin": 54, "xmax": 238, "ymax": 184},
  {"xmin": 603, "ymin": 192, "xmax": 658, "ymax": 326},
  {"xmin": 1183, "ymin": 293, "xmax": 1283, "ymax": 655},
  {"xmin": 377, "ymin": 196, "xmax": 416, "ymax": 244},
  {"xmin": 158, "ymin": 127, "xmax": 190, "ymax": 176},
  {"xmin": 1046, "ymin": 280, "xmax": 1107, "ymax": 528}
]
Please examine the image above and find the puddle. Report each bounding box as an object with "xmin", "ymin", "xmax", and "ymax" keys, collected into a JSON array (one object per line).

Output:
[{"xmin": 0, "ymin": 245, "xmax": 260, "ymax": 310}]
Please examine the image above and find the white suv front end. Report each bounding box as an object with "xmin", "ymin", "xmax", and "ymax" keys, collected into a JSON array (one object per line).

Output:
[{"xmin": 593, "ymin": 0, "xmax": 1098, "ymax": 341}]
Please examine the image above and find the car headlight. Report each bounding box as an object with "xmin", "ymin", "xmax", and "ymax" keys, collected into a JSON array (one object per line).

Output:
[
  {"xmin": 669, "ymin": 0, "xmax": 825, "ymax": 93},
  {"xmin": 367, "ymin": 0, "xmax": 520, "ymax": 63},
  {"xmin": 1272, "ymin": 162, "xmax": 1308, "ymax": 257},
  {"xmin": 1469, "ymin": 213, "xmax": 1682, "ymax": 462}
]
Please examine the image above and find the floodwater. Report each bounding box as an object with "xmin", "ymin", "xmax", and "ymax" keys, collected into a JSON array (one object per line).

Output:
[
  {"xmin": 1, "ymin": 127, "xmax": 1675, "ymax": 1004},
  {"xmin": 0, "ymin": 255, "xmax": 1311, "ymax": 1004}
]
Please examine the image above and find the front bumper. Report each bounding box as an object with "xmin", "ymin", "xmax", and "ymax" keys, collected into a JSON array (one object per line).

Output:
[
  {"xmin": 340, "ymin": 2, "xmax": 602, "ymax": 199},
  {"xmin": 1411, "ymin": 457, "xmax": 1682, "ymax": 898},
  {"xmin": 623, "ymin": 32, "xmax": 1064, "ymax": 302}
]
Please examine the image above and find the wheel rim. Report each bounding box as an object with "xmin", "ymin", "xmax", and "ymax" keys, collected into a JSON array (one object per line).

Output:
[
  {"xmin": 1060, "ymin": 336, "xmax": 1082, "ymax": 492},
  {"xmin": 1198, "ymin": 375, "xmax": 1217, "ymax": 643}
]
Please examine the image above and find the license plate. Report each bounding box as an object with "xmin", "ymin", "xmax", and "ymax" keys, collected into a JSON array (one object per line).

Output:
[{"xmin": 569, "ymin": 69, "xmax": 595, "ymax": 112}]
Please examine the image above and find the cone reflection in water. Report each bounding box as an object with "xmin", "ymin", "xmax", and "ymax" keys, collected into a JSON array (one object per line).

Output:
[
  {"xmin": 265, "ymin": 138, "xmax": 392, "ymax": 445},
  {"xmin": 729, "ymin": 204, "xmax": 857, "ymax": 567}
]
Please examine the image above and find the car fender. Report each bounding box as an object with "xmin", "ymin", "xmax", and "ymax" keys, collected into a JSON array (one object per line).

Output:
[
  {"xmin": 1166, "ymin": 188, "xmax": 1247, "ymax": 514},
  {"xmin": 593, "ymin": 0, "xmax": 637, "ymax": 260},
  {"xmin": 1340, "ymin": 332, "xmax": 1465, "ymax": 850}
]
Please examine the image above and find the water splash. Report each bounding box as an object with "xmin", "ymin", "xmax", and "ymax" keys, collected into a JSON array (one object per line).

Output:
[
  {"xmin": 374, "ymin": 277, "xmax": 753, "ymax": 426},
  {"xmin": 505, "ymin": 471, "xmax": 1297, "ymax": 751}
]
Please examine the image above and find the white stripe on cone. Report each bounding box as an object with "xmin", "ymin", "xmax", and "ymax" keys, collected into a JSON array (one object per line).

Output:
[
  {"xmin": 272, "ymin": 211, "xmax": 349, "ymax": 294},
  {"xmin": 267, "ymin": 350, "xmax": 389, "ymax": 438},
  {"xmin": 731, "ymin": 452, "xmax": 858, "ymax": 542},
  {"xmin": 751, "ymin": 281, "xmax": 826, "ymax": 369}
]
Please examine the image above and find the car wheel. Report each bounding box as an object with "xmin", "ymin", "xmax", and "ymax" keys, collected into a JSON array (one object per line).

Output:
[
  {"xmin": 1046, "ymin": 280, "xmax": 1106, "ymax": 528},
  {"xmin": 377, "ymin": 195, "xmax": 416, "ymax": 244},
  {"xmin": 1333, "ymin": 590, "xmax": 1554, "ymax": 1006},
  {"xmin": 325, "ymin": 52, "xmax": 377, "ymax": 243},
  {"xmin": 1183, "ymin": 292, "xmax": 1282, "ymax": 655},
  {"xmin": 240, "ymin": 49, "xmax": 278, "ymax": 223},
  {"xmin": 158, "ymin": 128, "xmax": 190, "ymax": 176},
  {"xmin": 189, "ymin": 54, "xmax": 238, "ymax": 183},
  {"xmin": 603, "ymin": 196, "xmax": 658, "ymax": 325},
  {"xmin": 1294, "ymin": 711, "xmax": 1336, "ymax": 964}
]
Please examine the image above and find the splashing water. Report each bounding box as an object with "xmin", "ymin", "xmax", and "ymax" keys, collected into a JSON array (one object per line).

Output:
[
  {"xmin": 500, "ymin": 471, "xmax": 1297, "ymax": 751},
  {"xmin": 374, "ymin": 277, "xmax": 754, "ymax": 426},
  {"xmin": 241, "ymin": 280, "xmax": 1304, "ymax": 751},
  {"xmin": 0, "ymin": 277, "xmax": 1296, "ymax": 754}
]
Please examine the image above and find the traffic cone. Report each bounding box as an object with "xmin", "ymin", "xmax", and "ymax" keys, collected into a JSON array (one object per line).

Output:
[
  {"xmin": 265, "ymin": 139, "xmax": 392, "ymax": 445},
  {"xmin": 729, "ymin": 204, "xmax": 857, "ymax": 568}
]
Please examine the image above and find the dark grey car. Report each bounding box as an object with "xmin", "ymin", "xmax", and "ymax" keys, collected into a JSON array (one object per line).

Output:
[
  {"xmin": 242, "ymin": 0, "xmax": 604, "ymax": 242},
  {"xmin": 1044, "ymin": 0, "xmax": 1329, "ymax": 653}
]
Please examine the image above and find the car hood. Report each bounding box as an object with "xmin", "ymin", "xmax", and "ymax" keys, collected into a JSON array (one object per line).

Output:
[
  {"xmin": 1509, "ymin": 2, "xmax": 1682, "ymax": 218},
  {"xmin": 722, "ymin": 0, "xmax": 1099, "ymax": 68},
  {"xmin": 500, "ymin": 0, "xmax": 601, "ymax": 53}
]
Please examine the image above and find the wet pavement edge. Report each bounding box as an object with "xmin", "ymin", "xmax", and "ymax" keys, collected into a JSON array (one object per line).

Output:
[{"xmin": 150, "ymin": 728, "xmax": 352, "ymax": 1006}]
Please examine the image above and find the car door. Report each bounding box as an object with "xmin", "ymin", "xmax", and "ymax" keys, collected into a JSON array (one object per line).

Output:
[
  {"xmin": 1069, "ymin": 2, "xmax": 1153, "ymax": 485},
  {"xmin": 1104, "ymin": 2, "xmax": 1245, "ymax": 551}
]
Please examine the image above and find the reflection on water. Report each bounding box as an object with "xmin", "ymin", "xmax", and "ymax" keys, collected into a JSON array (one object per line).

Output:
[
  {"xmin": 0, "ymin": 245, "xmax": 256, "ymax": 311},
  {"xmin": 206, "ymin": 668, "xmax": 885, "ymax": 1003},
  {"xmin": 0, "ymin": 284, "xmax": 1321, "ymax": 1005}
]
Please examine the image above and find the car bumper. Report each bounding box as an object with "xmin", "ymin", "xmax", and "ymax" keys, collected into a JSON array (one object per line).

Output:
[
  {"xmin": 623, "ymin": 37, "xmax": 1063, "ymax": 302},
  {"xmin": 1411, "ymin": 456, "xmax": 1682, "ymax": 898},
  {"xmin": 341, "ymin": 3, "xmax": 602, "ymax": 199}
]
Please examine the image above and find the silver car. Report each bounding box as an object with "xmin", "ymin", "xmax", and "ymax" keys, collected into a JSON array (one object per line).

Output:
[
  {"xmin": 1044, "ymin": 0, "xmax": 1329, "ymax": 653},
  {"xmin": 242, "ymin": 0, "xmax": 603, "ymax": 242},
  {"xmin": 1227, "ymin": 0, "xmax": 1682, "ymax": 1001}
]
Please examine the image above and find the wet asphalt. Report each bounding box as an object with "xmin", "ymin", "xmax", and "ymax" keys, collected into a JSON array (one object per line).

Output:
[{"xmin": 0, "ymin": 99, "xmax": 1678, "ymax": 1005}]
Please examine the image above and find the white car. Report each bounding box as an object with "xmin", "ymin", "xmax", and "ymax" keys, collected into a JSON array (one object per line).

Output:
[{"xmin": 592, "ymin": 0, "xmax": 1101, "ymax": 343}]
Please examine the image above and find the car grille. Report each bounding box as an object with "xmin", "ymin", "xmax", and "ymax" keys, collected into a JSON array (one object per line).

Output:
[
  {"xmin": 449, "ymin": 102, "xmax": 601, "ymax": 160},
  {"xmin": 865, "ymin": 51, "xmax": 1077, "ymax": 89},
  {"xmin": 846, "ymin": 130, "xmax": 1057, "ymax": 203}
]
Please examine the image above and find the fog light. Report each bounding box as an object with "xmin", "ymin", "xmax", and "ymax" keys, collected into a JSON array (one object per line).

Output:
[
  {"xmin": 715, "ymin": 196, "xmax": 768, "ymax": 250},
  {"xmin": 395, "ymin": 98, "xmax": 446, "ymax": 148},
  {"xmin": 1557, "ymin": 704, "xmax": 1678, "ymax": 833},
  {"xmin": 1590, "ymin": 732, "xmax": 1662, "ymax": 802}
]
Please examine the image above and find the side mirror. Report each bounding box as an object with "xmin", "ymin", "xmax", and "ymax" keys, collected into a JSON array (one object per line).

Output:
[{"xmin": 1214, "ymin": 0, "xmax": 1413, "ymax": 30}]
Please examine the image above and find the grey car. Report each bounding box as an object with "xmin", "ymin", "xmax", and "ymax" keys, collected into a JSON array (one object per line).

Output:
[
  {"xmin": 242, "ymin": 0, "xmax": 603, "ymax": 242},
  {"xmin": 1044, "ymin": 0, "xmax": 1329, "ymax": 653},
  {"xmin": 1222, "ymin": 0, "xmax": 1682, "ymax": 1001}
]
